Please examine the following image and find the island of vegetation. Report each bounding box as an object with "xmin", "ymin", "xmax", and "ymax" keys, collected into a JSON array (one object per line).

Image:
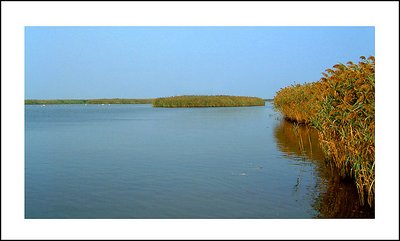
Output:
[
  {"xmin": 274, "ymin": 56, "xmax": 375, "ymax": 208},
  {"xmin": 25, "ymin": 98, "xmax": 153, "ymax": 105},
  {"xmin": 152, "ymin": 95, "xmax": 265, "ymax": 108}
]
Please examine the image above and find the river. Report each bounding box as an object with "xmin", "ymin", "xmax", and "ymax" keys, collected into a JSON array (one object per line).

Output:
[{"xmin": 25, "ymin": 102, "xmax": 373, "ymax": 218}]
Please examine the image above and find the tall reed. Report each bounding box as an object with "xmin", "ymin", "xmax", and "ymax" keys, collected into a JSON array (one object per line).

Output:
[
  {"xmin": 152, "ymin": 95, "xmax": 265, "ymax": 108},
  {"xmin": 274, "ymin": 56, "xmax": 375, "ymax": 206},
  {"xmin": 274, "ymin": 120, "xmax": 374, "ymax": 218}
]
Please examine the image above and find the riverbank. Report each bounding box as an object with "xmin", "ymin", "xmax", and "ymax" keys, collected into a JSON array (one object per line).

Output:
[
  {"xmin": 25, "ymin": 98, "xmax": 153, "ymax": 105},
  {"xmin": 152, "ymin": 95, "xmax": 265, "ymax": 107},
  {"xmin": 273, "ymin": 56, "xmax": 375, "ymax": 207},
  {"xmin": 274, "ymin": 119, "xmax": 374, "ymax": 218}
]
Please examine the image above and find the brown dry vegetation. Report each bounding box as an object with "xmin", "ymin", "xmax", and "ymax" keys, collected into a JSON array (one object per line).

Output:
[
  {"xmin": 152, "ymin": 95, "xmax": 265, "ymax": 108},
  {"xmin": 274, "ymin": 120, "xmax": 374, "ymax": 218},
  {"xmin": 274, "ymin": 56, "xmax": 375, "ymax": 207}
]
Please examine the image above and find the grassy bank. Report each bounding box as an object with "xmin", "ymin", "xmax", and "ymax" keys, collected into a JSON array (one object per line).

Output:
[
  {"xmin": 25, "ymin": 98, "xmax": 153, "ymax": 105},
  {"xmin": 274, "ymin": 56, "xmax": 375, "ymax": 207},
  {"xmin": 152, "ymin": 95, "xmax": 265, "ymax": 107}
]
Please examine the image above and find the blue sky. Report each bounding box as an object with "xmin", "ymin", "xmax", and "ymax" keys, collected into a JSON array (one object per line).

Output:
[{"xmin": 25, "ymin": 26, "xmax": 374, "ymax": 99}]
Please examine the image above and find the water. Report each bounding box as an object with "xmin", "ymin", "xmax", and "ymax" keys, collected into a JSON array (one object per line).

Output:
[{"xmin": 25, "ymin": 102, "xmax": 373, "ymax": 218}]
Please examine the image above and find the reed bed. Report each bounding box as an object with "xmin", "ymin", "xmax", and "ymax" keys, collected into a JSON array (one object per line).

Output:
[
  {"xmin": 152, "ymin": 95, "xmax": 265, "ymax": 107},
  {"xmin": 274, "ymin": 120, "xmax": 374, "ymax": 218},
  {"xmin": 274, "ymin": 56, "xmax": 375, "ymax": 206},
  {"xmin": 25, "ymin": 98, "xmax": 153, "ymax": 105}
]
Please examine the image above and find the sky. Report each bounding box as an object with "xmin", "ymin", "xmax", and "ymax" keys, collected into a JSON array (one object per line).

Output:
[{"xmin": 25, "ymin": 26, "xmax": 375, "ymax": 99}]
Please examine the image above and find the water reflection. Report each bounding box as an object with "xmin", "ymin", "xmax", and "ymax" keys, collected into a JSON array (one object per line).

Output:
[{"xmin": 274, "ymin": 120, "xmax": 374, "ymax": 218}]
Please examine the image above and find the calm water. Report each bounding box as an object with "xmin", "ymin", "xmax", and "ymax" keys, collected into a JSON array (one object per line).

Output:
[{"xmin": 25, "ymin": 103, "xmax": 373, "ymax": 218}]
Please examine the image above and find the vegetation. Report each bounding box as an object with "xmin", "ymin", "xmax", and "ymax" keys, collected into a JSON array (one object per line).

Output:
[
  {"xmin": 274, "ymin": 56, "xmax": 375, "ymax": 207},
  {"xmin": 274, "ymin": 120, "xmax": 374, "ymax": 218},
  {"xmin": 86, "ymin": 98, "xmax": 153, "ymax": 104},
  {"xmin": 25, "ymin": 98, "xmax": 153, "ymax": 105},
  {"xmin": 152, "ymin": 95, "xmax": 265, "ymax": 108}
]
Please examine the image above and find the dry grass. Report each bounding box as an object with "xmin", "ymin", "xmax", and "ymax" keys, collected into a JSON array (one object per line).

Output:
[
  {"xmin": 274, "ymin": 120, "xmax": 374, "ymax": 217},
  {"xmin": 274, "ymin": 56, "xmax": 375, "ymax": 206},
  {"xmin": 152, "ymin": 95, "xmax": 265, "ymax": 108}
]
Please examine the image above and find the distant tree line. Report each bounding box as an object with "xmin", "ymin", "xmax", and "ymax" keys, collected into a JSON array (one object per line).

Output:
[{"xmin": 25, "ymin": 98, "xmax": 153, "ymax": 105}]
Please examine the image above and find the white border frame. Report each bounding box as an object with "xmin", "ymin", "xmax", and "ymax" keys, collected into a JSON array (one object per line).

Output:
[{"xmin": 2, "ymin": 1, "xmax": 399, "ymax": 240}]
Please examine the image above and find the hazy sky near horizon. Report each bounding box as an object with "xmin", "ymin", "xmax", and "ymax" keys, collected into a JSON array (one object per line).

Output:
[{"xmin": 25, "ymin": 26, "xmax": 374, "ymax": 99}]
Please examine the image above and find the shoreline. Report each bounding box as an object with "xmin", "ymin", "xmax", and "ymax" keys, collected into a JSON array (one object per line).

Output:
[{"xmin": 25, "ymin": 98, "xmax": 153, "ymax": 105}]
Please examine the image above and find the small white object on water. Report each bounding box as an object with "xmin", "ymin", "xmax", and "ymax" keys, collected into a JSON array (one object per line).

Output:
[
  {"xmin": 101, "ymin": 104, "xmax": 105, "ymax": 106},
  {"xmin": 239, "ymin": 172, "xmax": 247, "ymax": 176}
]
